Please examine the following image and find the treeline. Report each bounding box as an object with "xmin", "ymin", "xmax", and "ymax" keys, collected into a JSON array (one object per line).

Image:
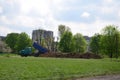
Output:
[
  {"xmin": 90, "ymin": 25, "xmax": 120, "ymax": 59},
  {"xmin": 58, "ymin": 25, "xmax": 87, "ymax": 53},
  {"xmin": 3, "ymin": 24, "xmax": 120, "ymax": 58},
  {"xmin": 5, "ymin": 32, "xmax": 32, "ymax": 53},
  {"xmin": 58, "ymin": 25, "xmax": 120, "ymax": 58}
]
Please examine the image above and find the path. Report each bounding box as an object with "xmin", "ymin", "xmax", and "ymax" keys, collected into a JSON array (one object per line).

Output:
[{"xmin": 76, "ymin": 74, "xmax": 120, "ymax": 80}]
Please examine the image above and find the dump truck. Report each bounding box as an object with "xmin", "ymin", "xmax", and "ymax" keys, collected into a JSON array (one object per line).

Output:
[
  {"xmin": 19, "ymin": 47, "xmax": 32, "ymax": 57},
  {"xmin": 19, "ymin": 42, "xmax": 48, "ymax": 57}
]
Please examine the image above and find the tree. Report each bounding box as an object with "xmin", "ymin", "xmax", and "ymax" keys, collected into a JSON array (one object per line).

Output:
[
  {"xmin": 58, "ymin": 25, "xmax": 66, "ymax": 38},
  {"xmin": 73, "ymin": 33, "xmax": 87, "ymax": 53},
  {"xmin": 5, "ymin": 33, "xmax": 19, "ymax": 52},
  {"xmin": 0, "ymin": 41, "xmax": 11, "ymax": 53},
  {"xmin": 58, "ymin": 24, "xmax": 71, "ymax": 39},
  {"xmin": 59, "ymin": 31, "xmax": 74, "ymax": 53},
  {"xmin": 101, "ymin": 25, "xmax": 120, "ymax": 58},
  {"xmin": 15, "ymin": 32, "xmax": 32, "ymax": 52},
  {"xmin": 114, "ymin": 29, "xmax": 120, "ymax": 59},
  {"xmin": 89, "ymin": 34, "xmax": 101, "ymax": 54}
]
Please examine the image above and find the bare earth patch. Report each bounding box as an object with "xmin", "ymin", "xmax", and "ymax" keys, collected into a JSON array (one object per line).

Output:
[{"xmin": 76, "ymin": 74, "xmax": 120, "ymax": 80}]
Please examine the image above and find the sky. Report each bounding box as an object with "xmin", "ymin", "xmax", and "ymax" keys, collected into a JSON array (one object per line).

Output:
[{"xmin": 0, "ymin": 0, "xmax": 120, "ymax": 38}]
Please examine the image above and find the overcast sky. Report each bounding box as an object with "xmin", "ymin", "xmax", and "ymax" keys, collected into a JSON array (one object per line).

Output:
[{"xmin": 0, "ymin": 0, "xmax": 120, "ymax": 38}]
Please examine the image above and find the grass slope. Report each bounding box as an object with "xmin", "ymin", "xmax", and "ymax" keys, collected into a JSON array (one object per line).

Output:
[{"xmin": 0, "ymin": 56, "xmax": 120, "ymax": 80}]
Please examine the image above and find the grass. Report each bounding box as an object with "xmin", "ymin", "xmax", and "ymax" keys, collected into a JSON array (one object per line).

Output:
[
  {"xmin": 0, "ymin": 54, "xmax": 120, "ymax": 80},
  {"xmin": 0, "ymin": 53, "xmax": 18, "ymax": 57}
]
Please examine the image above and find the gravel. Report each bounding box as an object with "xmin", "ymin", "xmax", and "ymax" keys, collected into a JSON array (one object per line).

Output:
[{"xmin": 76, "ymin": 74, "xmax": 120, "ymax": 80}]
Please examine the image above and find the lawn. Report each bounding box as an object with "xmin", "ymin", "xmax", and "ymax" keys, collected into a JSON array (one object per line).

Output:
[{"xmin": 0, "ymin": 55, "xmax": 120, "ymax": 80}]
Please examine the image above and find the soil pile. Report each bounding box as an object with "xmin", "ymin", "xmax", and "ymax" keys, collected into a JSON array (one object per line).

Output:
[{"xmin": 40, "ymin": 52, "xmax": 102, "ymax": 59}]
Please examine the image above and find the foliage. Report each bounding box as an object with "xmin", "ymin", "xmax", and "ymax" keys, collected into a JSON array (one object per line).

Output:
[
  {"xmin": 89, "ymin": 33, "xmax": 101, "ymax": 54},
  {"xmin": 0, "ymin": 57, "xmax": 120, "ymax": 80},
  {"xmin": 59, "ymin": 31, "xmax": 74, "ymax": 52},
  {"xmin": 101, "ymin": 25, "xmax": 120, "ymax": 58},
  {"xmin": 73, "ymin": 33, "xmax": 87, "ymax": 53},
  {"xmin": 5, "ymin": 33, "xmax": 19, "ymax": 52},
  {"xmin": 58, "ymin": 25, "xmax": 66, "ymax": 38},
  {"xmin": 58, "ymin": 25, "xmax": 74, "ymax": 53},
  {"xmin": 0, "ymin": 41, "xmax": 11, "ymax": 53},
  {"xmin": 58, "ymin": 25, "xmax": 87, "ymax": 53},
  {"xmin": 58, "ymin": 24, "xmax": 71, "ymax": 39},
  {"xmin": 15, "ymin": 32, "xmax": 32, "ymax": 52}
]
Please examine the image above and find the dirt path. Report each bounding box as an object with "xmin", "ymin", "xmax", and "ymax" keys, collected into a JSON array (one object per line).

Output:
[{"xmin": 76, "ymin": 74, "xmax": 120, "ymax": 80}]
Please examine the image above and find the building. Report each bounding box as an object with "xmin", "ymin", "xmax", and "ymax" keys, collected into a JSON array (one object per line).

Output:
[{"xmin": 32, "ymin": 29, "xmax": 54, "ymax": 51}]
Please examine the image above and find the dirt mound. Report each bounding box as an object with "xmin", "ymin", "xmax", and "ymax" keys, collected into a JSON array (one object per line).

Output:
[
  {"xmin": 80, "ymin": 52, "xmax": 102, "ymax": 59},
  {"xmin": 40, "ymin": 52, "xmax": 102, "ymax": 59}
]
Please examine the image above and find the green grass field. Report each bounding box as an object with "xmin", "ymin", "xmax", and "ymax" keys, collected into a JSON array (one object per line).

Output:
[{"xmin": 0, "ymin": 55, "xmax": 120, "ymax": 80}]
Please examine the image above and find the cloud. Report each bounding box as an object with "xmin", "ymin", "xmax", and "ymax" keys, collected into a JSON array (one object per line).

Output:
[
  {"xmin": 103, "ymin": 0, "xmax": 113, "ymax": 3},
  {"xmin": 17, "ymin": 0, "xmax": 51, "ymax": 16},
  {"xmin": 0, "ymin": 0, "xmax": 120, "ymax": 37},
  {"xmin": 0, "ymin": 6, "xmax": 3, "ymax": 13},
  {"xmin": 57, "ymin": 16, "xmax": 120, "ymax": 37},
  {"xmin": 0, "ymin": 0, "xmax": 58, "ymax": 27},
  {"xmin": 100, "ymin": 6, "xmax": 113, "ymax": 14},
  {"xmin": 81, "ymin": 12, "xmax": 90, "ymax": 18},
  {"xmin": 118, "ymin": 11, "xmax": 120, "ymax": 17},
  {"xmin": 0, "ymin": 25, "xmax": 20, "ymax": 36},
  {"xmin": 11, "ymin": 15, "xmax": 43, "ymax": 28}
]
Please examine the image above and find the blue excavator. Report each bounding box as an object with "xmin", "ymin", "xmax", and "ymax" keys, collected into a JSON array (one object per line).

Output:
[{"xmin": 19, "ymin": 42, "xmax": 48, "ymax": 57}]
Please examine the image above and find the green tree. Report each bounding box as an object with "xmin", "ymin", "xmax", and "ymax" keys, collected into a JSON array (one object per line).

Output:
[
  {"xmin": 101, "ymin": 25, "xmax": 120, "ymax": 58},
  {"xmin": 114, "ymin": 29, "xmax": 120, "ymax": 58},
  {"xmin": 89, "ymin": 34, "xmax": 101, "ymax": 54},
  {"xmin": 59, "ymin": 31, "xmax": 74, "ymax": 52},
  {"xmin": 58, "ymin": 24, "xmax": 71, "ymax": 39},
  {"xmin": 58, "ymin": 25, "xmax": 66, "ymax": 38},
  {"xmin": 73, "ymin": 33, "xmax": 87, "ymax": 53},
  {"xmin": 5, "ymin": 33, "xmax": 19, "ymax": 52},
  {"xmin": 15, "ymin": 32, "xmax": 32, "ymax": 52}
]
